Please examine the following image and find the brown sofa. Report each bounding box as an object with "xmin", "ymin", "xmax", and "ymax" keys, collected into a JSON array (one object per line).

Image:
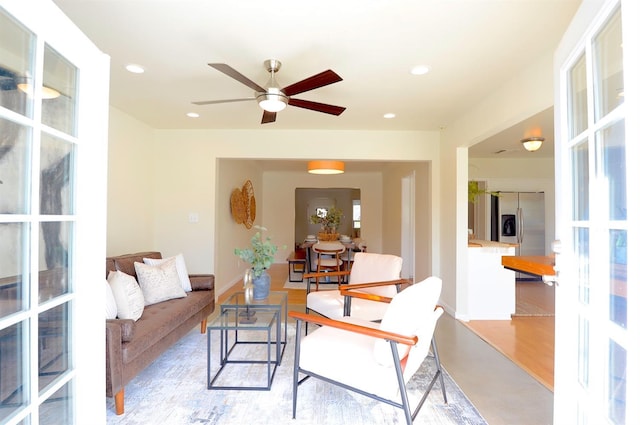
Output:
[{"xmin": 105, "ymin": 251, "xmax": 215, "ymax": 415}]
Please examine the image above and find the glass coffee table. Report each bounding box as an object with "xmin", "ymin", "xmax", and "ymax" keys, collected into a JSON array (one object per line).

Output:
[{"xmin": 207, "ymin": 291, "xmax": 287, "ymax": 390}]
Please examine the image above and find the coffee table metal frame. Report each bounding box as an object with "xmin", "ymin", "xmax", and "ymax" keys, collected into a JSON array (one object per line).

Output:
[{"xmin": 207, "ymin": 291, "xmax": 288, "ymax": 391}]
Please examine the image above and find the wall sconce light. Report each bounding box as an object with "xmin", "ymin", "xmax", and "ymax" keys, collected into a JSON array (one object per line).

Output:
[
  {"xmin": 308, "ymin": 160, "xmax": 345, "ymax": 175},
  {"xmin": 521, "ymin": 137, "xmax": 544, "ymax": 152}
]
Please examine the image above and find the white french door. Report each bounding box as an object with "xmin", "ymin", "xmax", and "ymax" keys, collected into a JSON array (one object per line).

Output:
[
  {"xmin": 554, "ymin": 0, "xmax": 639, "ymax": 423},
  {"xmin": 0, "ymin": 1, "xmax": 109, "ymax": 424}
]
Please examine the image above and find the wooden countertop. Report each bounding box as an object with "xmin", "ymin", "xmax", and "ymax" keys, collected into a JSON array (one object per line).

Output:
[{"xmin": 501, "ymin": 255, "xmax": 555, "ymax": 277}]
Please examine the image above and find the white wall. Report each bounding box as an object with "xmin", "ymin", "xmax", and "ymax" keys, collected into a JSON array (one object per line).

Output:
[
  {"xmin": 217, "ymin": 159, "xmax": 264, "ymax": 294},
  {"xmin": 106, "ymin": 107, "xmax": 155, "ymax": 255},
  {"xmin": 382, "ymin": 162, "xmax": 433, "ymax": 281}
]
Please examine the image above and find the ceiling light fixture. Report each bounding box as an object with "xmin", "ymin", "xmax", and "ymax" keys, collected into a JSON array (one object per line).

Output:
[
  {"xmin": 308, "ymin": 160, "xmax": 345, "ymax": 175},
  {"xmin": 521, "ymin": 137, "xmax": 544, "ymax": 152},
  {"xmin": 125, "ymin": 64, "xmax": 145, "ymax": 74},
  {"xmin": 257, "ymin": 60, "xmax": 289, "ymax": 112},
  {"xmin": 186, "ymin": 112, "xmax": 199, "ymax": 118},
  {"xmin": 411, "ymin": 65, "xmax": 431, "ymax": 75},
  {"xmin": 257, "ymin": 88, "xmax": 288, "ymax": 112},
  {"xmin": 383, "ymin": 113, "xmax": 396, "ymax": 119}
]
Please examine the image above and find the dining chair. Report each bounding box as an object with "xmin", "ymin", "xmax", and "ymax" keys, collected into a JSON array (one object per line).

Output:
[
  {"xmin": 310, "ymin": 241, "xmax": 345, "ymax": 290},
  {"xmin": 290, "ymin": 276, "xmax": 447, "ymax": 425}
]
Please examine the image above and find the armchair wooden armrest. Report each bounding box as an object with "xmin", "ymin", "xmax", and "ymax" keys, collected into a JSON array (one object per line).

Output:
[
  {"xmin": 339, "ymin": 278, "xmax": 413, "ymax": 315},
  {"xmin": 303, "ymin": 270, "xmax": 351, "ymax": 293},
  {"xmin": 303, "ymin": 270, "xmax": 350, "ymax": 280},
  {"xmin": 288, "ymin": 310, "xmax": 417, "ymax": 346}
]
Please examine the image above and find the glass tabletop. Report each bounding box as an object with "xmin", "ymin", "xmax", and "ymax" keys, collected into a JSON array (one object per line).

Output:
[
  {"xmin": 208, "ymin": 309, "xmax": 278, "ymax": 330},
  {"xmin": 220, "ymin": 290, "xmax": 288, "ymax": 309}
]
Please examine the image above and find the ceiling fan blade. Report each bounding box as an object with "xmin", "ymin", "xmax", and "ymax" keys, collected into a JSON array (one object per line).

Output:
[
  {"xmin": 192, "ymin": 97, "xmax": 255, "ymax": 106},
  {"xmin": 261, "ymin": 110, "xmax": 277, "ymax": 124},
  {"xmin": 288, "ymin": 98, "xmax": 346, "ymax": 116},
  {"xmin": 208, "ymin": 63, "xmax": 266, "ymax": 93},
  {"xmin": 282, "ymin": 70, "xmax": 342, "ymax": 96}
]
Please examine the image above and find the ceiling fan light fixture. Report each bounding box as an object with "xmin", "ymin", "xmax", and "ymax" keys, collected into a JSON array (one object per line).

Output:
[
  {"xmin": 257, "ymin": 89, "xmax": 288, "ymax": 112},
  {"xmin": 308, "ymin": 160, "xmax": 345, "ymax": 175},
  {"xmin": 521, "ymin": 137, "xmax": 544, "ymax": 152}
]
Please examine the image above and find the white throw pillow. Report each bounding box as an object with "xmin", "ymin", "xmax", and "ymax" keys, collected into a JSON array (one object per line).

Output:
[
  {"xmin": 107, "ymin": 270, "xmax": 145, "ymax": 321},
  {"xmin": 143, "ymin": 253, "xmax": 192, "ymax": 292},
  {"xmin": 134, "ymin": 258, "xmax": 187, "ymax": 306},
  {"xmin": 105, "ymin": 279, "xmax": 118, "ymax": 320}
]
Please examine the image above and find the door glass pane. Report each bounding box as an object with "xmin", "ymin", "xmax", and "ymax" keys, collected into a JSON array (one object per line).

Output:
[
  {"xmin": 42, "ymin": 45, "xmax": 77, "ymax": 136},
  {"xmin": 578, "ymin": 315, "xmax": 589, "ymax": 387},
  {"xmin": 0, "ymin": 9, "xmax": 34, "ymax": 118},
  {"xmin": 38, "ymin": 303, "xmax": 70, "ymax": 391},
  {"xmin": 593, "ymin": 7, "xmax": 623, "ymax": 120},
  {"xmin": 0, "ymin": 222, "xmax": 29, "ymax": 317},
  {"xmin": 568, "ymin": 53, "xmax": 588, "ymax": 138},
  {"xmin": 40, "ymin": 380, "xmax": 73, "ymax": 425},
  {"xmin": 40, "ymin": 133, "xmax": 75, "ymax": 215},
  {"xmin": 609, "ymin": 229, "xmax": 626, "ymax": 328},
  {"xmin": 575, "ymin": 227, "xmax": 590, "ymax": 304},
  {"xmin": 39, "ymin": 221, "xmax": 72, "ymax": 302},
  {"xmin": 0, "ymin": 321, "xmax": 29, "ymax": 422},
  {"xmin": 572, "ymin": 140, "xmax": 589, "ymax": 221},
  {"xmin": 597, "ymin": 119, "xmax": 626, "ymax": 221},
  {"xmin": 0, "ymin": 118, "xmax": 31, "ymax": 214},
  {"xmin": 608, "ymin": 340, "xmax": 626, "ymax": 423}
]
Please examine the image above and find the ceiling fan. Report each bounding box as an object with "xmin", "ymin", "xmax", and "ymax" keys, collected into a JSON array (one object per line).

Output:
[{"xmin": 193, "ymin": 59, "xmax": 346, "ymax": 124}]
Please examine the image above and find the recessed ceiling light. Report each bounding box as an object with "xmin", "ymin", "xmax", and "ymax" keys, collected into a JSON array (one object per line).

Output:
[
  {"xmin": 383, "ymin": 113, "xmax": 396, "ymax": 119},
  {"xmin": 125, "ymin": 64, "xmax": 145, "ymax": 74},
  {"xmin": 186, "ymin": 112, "xmax": 199, "ymax": 118},
  {"xmin": 410, "ymin": 65, "xmax": 430, "ymax": 75}
]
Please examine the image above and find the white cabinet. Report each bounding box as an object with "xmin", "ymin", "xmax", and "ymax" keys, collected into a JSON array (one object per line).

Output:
[{"xmin": 467, "ymin": 241, "xmax": 516, "ymax": 320}]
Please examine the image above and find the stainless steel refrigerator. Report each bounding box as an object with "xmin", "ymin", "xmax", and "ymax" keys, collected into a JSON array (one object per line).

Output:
[{"xmin": 491, "ymin": 191, "xmax": 545, "ymax": 278}]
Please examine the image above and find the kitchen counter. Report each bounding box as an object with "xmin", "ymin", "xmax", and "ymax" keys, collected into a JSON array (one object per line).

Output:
[
  {"xmin": 501, "ymin": 255, "xmax": 555, "ymax": 277},
  {"xmin": 466, "ymin": 241, "xmax": 516, "ymax": 320},
  {"xmin": 468, "ymin": 239, "xmax": 518, "ymax": 248}
]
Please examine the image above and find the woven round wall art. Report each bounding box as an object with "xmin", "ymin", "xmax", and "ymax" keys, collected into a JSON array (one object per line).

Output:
[
  {"xmin": 242, "ymin": 180, "xmax": 256, "ymax": 229},
  {"xmin": 230, "ymin": 188, "xmax": 246, "ymax": 224}
]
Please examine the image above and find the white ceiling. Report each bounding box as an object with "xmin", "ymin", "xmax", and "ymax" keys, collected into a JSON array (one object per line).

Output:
[{"xmin": 54, "ymin": 0, "xmax": 578, "ymax": 160}]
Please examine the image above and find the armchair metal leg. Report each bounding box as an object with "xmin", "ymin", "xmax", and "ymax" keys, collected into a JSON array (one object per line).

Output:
[
  {"xmin": 390, "ymin": 341, "xmax": 413, "ymax": 424},
  {"xmin": 431, "ymin": 336, "xmax": 448, "ymax": 404},
  {"xmin": 292, "ymin": 320, "xmax": 303, "ymax": 419}
]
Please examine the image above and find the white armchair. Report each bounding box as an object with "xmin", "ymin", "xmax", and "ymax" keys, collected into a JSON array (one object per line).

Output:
[
  {"xmin": 290, "ymin": 276, "xmax": 446, "ymax": 424},
  {"xmin": 305, "ymin": 252, "xmax": 407, "ymax": 321}
]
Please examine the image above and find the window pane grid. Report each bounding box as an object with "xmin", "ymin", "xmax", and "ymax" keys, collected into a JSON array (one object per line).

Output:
[{"xmin": 1, "ymin": 7, "xmax": 79, "ymax": 423}]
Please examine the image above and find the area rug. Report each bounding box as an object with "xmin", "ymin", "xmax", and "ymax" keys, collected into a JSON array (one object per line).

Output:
[
  {"xmin": 283, "ymin": 280, "xmax": 339, "ymax": 290},
  {"xmin": 107, "ymin": 325, "xmax": 487, "ymax": 425}
]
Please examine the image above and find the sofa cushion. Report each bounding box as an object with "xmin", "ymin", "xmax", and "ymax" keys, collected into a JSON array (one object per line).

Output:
[
  {"xmin": 134, "ymin": 258, "xmax": 187, "ymax": 306},
  {"xmin": 143, "ymin": 253, "xmax": 192, "ymax": 292},
  {"xmin": 107, "ymin": 271, "xmax": 145, "ymax": 321},
  {"xmin": 121, "ymin": 290, "xmax": 213, "ymax": 364}
]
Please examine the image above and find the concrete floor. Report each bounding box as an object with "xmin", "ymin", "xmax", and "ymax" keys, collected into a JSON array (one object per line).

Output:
[{"xmin": 435, "ymin": 313, "xmax": 553, "ymax": 425}]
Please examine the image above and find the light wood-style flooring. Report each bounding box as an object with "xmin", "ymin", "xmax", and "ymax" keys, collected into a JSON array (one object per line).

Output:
[{"xmin": 463, "ymin": 281, "xmax": 555, "ymax": 391}]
